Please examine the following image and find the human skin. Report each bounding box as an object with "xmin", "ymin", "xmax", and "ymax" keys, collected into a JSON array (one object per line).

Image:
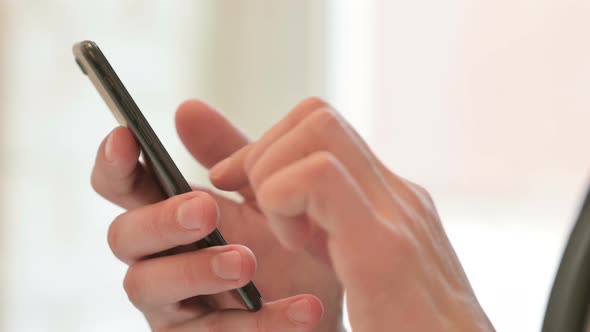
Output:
[{"xmin": 91, "ymin": 97, "xmax": 494, "ymax": 331}]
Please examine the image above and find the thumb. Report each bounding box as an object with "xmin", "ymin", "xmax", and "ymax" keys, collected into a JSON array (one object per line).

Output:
[
  {"xmin": 175, "ymin": 99, "xmax": 250, "ymax": 168},
  {"xmin": 175, "ymin": 99, "xmax": 256, "ymax": 200}
]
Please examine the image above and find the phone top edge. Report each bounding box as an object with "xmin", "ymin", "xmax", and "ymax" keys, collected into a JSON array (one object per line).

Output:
[
  {"xmin": 72, "ymin": 40, "xmax": 100, "ymax": 66},
  {"xmin": 72, "ymin": 40, "xmax": 96, "ymax": 53},
  {"xmin": 73, "ymin": 41, "xmax": 129, "ymax": 126},
  {"xmin": 73, "ymin": 40, "xmax": 191, "ymax": 196}
]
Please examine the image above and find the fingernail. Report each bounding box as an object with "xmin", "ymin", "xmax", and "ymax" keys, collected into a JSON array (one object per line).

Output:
[
  {"xmin": 287, "ymin": 299, "xmax": 312, "ymax": 325},
  {"xmin": 209, "ymin": 157, "xmax": 231, "ymax": 179},
  {"xmin": 211, "ymin": 250, "xmax": 242, "ymax": 281},
  {"xmin": 105, "ymin": 131, "xmax": 115, "ymax": 163},
  {"xmin": 177, "ymin": 198, "xmax": 204, "ymax": 230}
]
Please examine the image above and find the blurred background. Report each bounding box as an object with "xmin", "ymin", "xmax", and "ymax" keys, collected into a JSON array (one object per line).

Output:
[{"xmin": 0, "ymin": 0, "xmax": 589, "ymax": 331}]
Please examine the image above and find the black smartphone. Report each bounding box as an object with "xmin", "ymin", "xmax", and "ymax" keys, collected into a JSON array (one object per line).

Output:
[{"xmin": 73, "ymin": 40, "xmax": 262, "ymax": 311}]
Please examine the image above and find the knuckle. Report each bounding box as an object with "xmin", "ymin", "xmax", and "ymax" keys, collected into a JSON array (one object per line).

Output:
[
  {"xmin": 256, "ymin": 182, "xmax": 277, "ymax": 212},
  {"xmin": 416, "ymin": 185, "xmax": 433, "ymax": 202},
  {"xmin": 304, "ymin": 108, "xmax": 353, "ymax": 147},
  {"xmin": 107, "ymin": 216, "xmax": 124, "ymax": 261},
  {"xmin": 303, "ymin": 96, "xmax": 328, "ymax": 106},
  {"xmin": 308, "ymin": 151, "xmax": 341, "ymax": 179},
  {"xmin": 298, "ymin": 96, "xmax": 330, "ymax": 111},
  {"xmin": 90, "ymin": 170, "xmax": 103, "ymax": 195},
  {"xmin": 309, "ymin": 107, "xmax": 343, "ymax": 133},
  {"xmin": 241, "ymin": 144, "xmax": 257, "ymax": 173},
  {"xmin": 151, "ymin": 200, "xmax": 179, "ymax": 244},
  {"xmin": 384, "ymin": 225, "xmax": 419, "ymax": 262},
  {"xmin": 248, "ymin": 169, "xmax": 265, "ymax": 192},
  {"xmin": 408, "ymin": 182, "xmax": 435, "ymax": 208},
  {"xmin": 176, "ymin": 253, "xmax": 204, "ymax": 291},
  {"xmin": 411, "ymin": 182, "xmax": 427, "ymax": 196},
  {"xmin": 116, "ymin": 167, "xmax": 141, "ymax": 196},
  {"xmin": 123, "ymin": 265, "xmax": 145, "ymax": 308},
  {"xmin": 90, "ymin": 163, "xmax": 140, "ymax": 198},
  {"xmin": 396, "ymin": 228, "xmax": 419, "ymax": 255}
]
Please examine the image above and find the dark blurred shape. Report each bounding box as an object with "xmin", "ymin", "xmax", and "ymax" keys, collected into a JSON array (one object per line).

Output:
[{"xmin": 543, "ymin": 185, "xmax": 590, "ymax": 332}]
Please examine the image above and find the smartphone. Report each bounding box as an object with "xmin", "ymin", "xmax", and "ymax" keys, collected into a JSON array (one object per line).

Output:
[{"xmin": 73, "ymin": 40, "xmax": 262, "ymax": 311}]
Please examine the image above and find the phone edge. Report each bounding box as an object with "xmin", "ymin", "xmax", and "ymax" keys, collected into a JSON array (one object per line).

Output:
[{"xmin": 73, "ymin": 40, "xmax": 263, "ymax": 311}]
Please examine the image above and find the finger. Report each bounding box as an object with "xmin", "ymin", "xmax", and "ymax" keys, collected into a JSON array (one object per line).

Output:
[
  {"xmin": 210, "ymin": 98, "xmax": 415, "ymax": 205},
  {"xmin": 209, "ymin": 144, "xmax": 253, "ymax": 193},
  {"xmin": 108, "ymin": 191, "xmax": 219, "ymax": 264},
  {"xmin": 175, "ymin": 99, "xmax": 255, "ymax": 200},
  {"xmin": 256, "ymin": 151, "xmax": 407, "ymax": 292},
  {"xmin": 255, "ymin": 151, "xmax": 381, "ymax": 246},
  {"xmin": 91, "ymin": 127, "xmax": 164, "ymax": 209},
  {"xmin": 176, "ymin": 99, "xmax": 250, "ymax": 168},
  {"xmin": 123, "ymin": 244, "xmax": 257, "ymax": 311},
  {"xmin": 209, "ymin": 97, "xmax": 329, "ymax": 190},
  {"xmin": 172, "ymin": 295, "xmax": 323, "ymax": 332},
  {"xmin": 248, "ymin": 108, "xmax": 398, "ymax": 217}
]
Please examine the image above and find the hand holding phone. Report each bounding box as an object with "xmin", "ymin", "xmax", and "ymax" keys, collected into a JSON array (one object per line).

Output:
[
  {"xmin": 73, "ymin": 41, "xmax": 262, "ymax": 310},
  {"xmin": 76, "ymin": 41, "xmax": 332, "ymax": 331}
]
